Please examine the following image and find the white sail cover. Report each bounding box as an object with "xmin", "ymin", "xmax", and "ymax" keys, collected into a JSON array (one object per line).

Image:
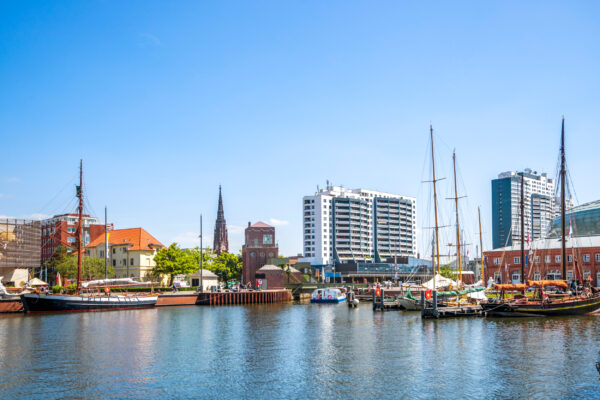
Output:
[
  {"xmin": 81, "ymin": 278, "xmax": 153, "ymax": 288},
  {"xmin": 422, "ymin": 274, "xmax": 459, "ymax": 290}
]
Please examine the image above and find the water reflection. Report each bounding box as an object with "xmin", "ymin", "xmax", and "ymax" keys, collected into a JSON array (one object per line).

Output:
[{"xmin": 0, "ymin": 306, "xmax": 599, "ymax": 399}]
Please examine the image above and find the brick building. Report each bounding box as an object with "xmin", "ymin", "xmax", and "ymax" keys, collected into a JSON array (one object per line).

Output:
[
  {"xmin": 41, "ymin": 214, "xmax": 111, "ymax": 264},
  {"xmin": 242, "ymin": 221, "xmax": 278, "ymax": 285},
  {"xmin": 483, "ymin": 236, "xmax": 600, "ymax": 286}
]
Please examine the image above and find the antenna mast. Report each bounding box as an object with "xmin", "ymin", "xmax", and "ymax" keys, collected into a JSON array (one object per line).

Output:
[
  {"xmin": 452, "ymin": 151, "xmax": 463, "ymax": 289},
  {"xmin": 478, "ymin": 207, "xmax": 484, "ymax": 284}
]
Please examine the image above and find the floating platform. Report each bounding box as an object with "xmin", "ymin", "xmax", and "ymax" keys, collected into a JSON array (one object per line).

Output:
[
  {"xmin": 197, "ymin": 290, "xmax": 291, "ymax": 306},
  {"xmin": 0, "ymin": 298, "xmax": 23, "ymax": 313},
  {"xmin": 156, "ymin": 293, "xmax": 199, "ymax": 307}
]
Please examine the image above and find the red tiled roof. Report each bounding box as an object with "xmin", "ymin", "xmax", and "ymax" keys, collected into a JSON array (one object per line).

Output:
[
  {"xmin": 250, "ymin": 221, "xmax": 272, "ymax": 228},
  {"xmin": 86, "ymin": 228, "xmax": 163, "ymax": 251}
]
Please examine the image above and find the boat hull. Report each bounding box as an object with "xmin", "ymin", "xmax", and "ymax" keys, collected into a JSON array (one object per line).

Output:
[
  {"xmin": 0, "ymin": 297, "xmax": 23, "ymax": 313},
  {"xmin": 20, "ymin": 293, "xmax": 157, "ymax": 313},
  {"xmin": 482, "ymin": 295, "xmax": 600, "ymax": 317},
  {"xmin": 397, "ymin": 297, "xmax": 420, "ymax": 311},
  {"xmin": 310, "ymin": 297, "xmax": 346, "ymax": 304}
]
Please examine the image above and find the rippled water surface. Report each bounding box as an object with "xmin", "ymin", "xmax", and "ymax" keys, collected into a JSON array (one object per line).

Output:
[{"xmin": 1, "ymin": 304, "xmax": 599, "ymax": 399}]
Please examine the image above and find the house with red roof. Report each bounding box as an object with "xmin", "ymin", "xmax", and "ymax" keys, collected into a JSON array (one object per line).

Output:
[{"xmin": 86, "ymin": 228, "xmax": 164, "ymax": 282}]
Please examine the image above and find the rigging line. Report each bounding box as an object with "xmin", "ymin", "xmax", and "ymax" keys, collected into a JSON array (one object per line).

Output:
[{"xmin": 37, "ymin": 174, "xmax": 78, "ymax": 216}]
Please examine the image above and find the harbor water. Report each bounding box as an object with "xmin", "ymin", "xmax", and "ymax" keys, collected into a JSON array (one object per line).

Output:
[{"xmin": 1, "ymin": 304, "xmax": 599, "ymax": 399}]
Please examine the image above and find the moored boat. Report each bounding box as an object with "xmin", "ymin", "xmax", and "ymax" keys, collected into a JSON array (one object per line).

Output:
[
  {"xmin": 20, "ymin": 292, "xmax": 157, "ymax": 313},
  {"xmin": 310, "ymin": 288, "xmax": 346, "ymax": 303}
]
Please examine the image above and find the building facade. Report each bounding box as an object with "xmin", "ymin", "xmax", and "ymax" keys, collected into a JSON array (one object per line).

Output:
[
  {"xmin": 301, "ymin": 184, "xmax": 417, "ymax": 267},
  {"xmin": 484, "ymin": 236, "xmax": 600, "ymax": 286},
  {"xmin": 491, "ymin": 169, "xmax": 557, "ymax": 249},
  {"xmin": 242, "ymin": 222, "xmax": 278, "ymax": 285},
  {"xmin": 41, "ymin": 214, "xmax": 110, "ymax": 264},
  {"xmin": 213, "ymin": 186, "xmax": 229, "ymax": 255},
  {"xmin": 86, "ymin": 228, "xmax": 164, "ymax": 282}
]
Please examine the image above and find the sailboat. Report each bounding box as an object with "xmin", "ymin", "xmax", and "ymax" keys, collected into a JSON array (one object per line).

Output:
[
  {"xmin": 20, "ymin": 161, "xmax": 158, "ymax": 313},
  {"xmin": 482, "ymin": 118, "xmax": 600, "ymax": 317}
]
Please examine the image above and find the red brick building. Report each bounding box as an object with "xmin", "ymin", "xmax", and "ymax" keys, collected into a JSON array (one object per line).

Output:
[
  {"xmin": 483, "ymin": 236, "xmax": 600, "ymax": 286},
  {"xmin": 41, "ymin": 214, "xmax": 111, "ymax": 264},
  {"xmin": 242, "ymin": 221, "xmax": 278, "ymax": 285}
]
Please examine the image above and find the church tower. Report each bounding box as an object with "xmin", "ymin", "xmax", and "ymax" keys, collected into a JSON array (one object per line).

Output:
[{"xmin": 213, "ymin": 186, "xmax": 229, "ymax": 255}]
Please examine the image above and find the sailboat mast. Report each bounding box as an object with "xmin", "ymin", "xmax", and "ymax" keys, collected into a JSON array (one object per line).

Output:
[
  {"xmin": 452, "ymin": 152, "xmax": 462, "ymax": 289},
  {"xmin": 520, "ymin": 172, "xmax": 525, "ymax": 284},
  {"xmin": 430, "ymin": 125, "xmax": 442, "ymax": 276},
  {"xmin": 104, "ymin": 206, "xmax": 108, "ymax": 280},
  {"xmin": 560, "ymin": 116, "xmax": 566, "ymax": 280},
  {"xmin": 76, "ymin": 160, "xmax": 83, "ymax": 294},
  {"xmin": 478, "ymin": 207, "xmax": 484, "ymax": 284},
  {"xmin": 200, "ymin": 214, "xmax": 203, "ymax": 292}
]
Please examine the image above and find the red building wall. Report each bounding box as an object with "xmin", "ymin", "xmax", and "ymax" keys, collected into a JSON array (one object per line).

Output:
[
  {"xmin": 241, "ymin": 222, "xmax": 278, "ymax": 286},
  {"xmin": 484, "ymin": 246, "xmax": 600, "ymax": 286}
]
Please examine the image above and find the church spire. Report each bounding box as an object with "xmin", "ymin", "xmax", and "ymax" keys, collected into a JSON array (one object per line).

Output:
[{"xmin": 213, "ymin": 185, "xmax": 229, "ymax": 255}]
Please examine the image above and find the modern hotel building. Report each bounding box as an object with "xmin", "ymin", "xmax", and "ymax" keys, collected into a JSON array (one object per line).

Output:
[{"xmin": 302, "ymin": 185, "xmax": 416, "ymax": 267}]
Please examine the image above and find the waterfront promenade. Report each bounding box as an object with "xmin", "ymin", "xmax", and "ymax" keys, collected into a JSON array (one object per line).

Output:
[{"xmin": 1, "ymin": 304, "xmax": 599, "ymax": 399}]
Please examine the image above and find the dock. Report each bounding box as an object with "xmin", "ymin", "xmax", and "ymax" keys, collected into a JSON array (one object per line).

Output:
[
  {"xmin": 196, "ymin": 289, "xmax": 291, "ymax": 305},
  {"xmin": 420, "ymin": 290, "xmax": 483, "ymax": 319}
]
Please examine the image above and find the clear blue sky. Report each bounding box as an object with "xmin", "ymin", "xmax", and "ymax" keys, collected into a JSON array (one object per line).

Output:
[{"xmin": 1, "ymin": 1, "xmax": 599, "ymax": 257}]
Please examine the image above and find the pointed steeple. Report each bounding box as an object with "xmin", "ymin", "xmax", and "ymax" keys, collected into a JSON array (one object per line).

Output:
[{"xmin": 213, "ymin": 185, "xmax": 229, "ymax": 255}]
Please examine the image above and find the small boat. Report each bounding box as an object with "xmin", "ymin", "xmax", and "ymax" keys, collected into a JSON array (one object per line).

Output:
[
  {"xmin": 310, "ymin": 288, "xmax": 346, "ymax": 303},
  {"xmin": 397, "ymin": 290, "xmax": 421, "ymax": 311},
  {"xmin": 0, "ymin": 277, "xmax": 24, "ymax": 313}
]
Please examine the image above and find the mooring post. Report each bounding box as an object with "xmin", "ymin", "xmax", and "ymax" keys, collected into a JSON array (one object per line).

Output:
[
  {"xmin": 420, "ymin": 290, "xmax": 425, "ymax": 317},
  {"xmin": 433, "ymin": 290, "xmax": 438, "ymax": 318}
]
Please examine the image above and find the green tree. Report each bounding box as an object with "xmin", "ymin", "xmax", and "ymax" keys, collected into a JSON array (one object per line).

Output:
[
  {"xmin": 55, "ymin": 255, "xmax": 115, "ymax": 281},
  {"xmin": 185, "ymin": 247, "xmax": 215, "ymax": 271},
  {"xmin": 152, "ymin": 243, "xmax": 198, "ymax": 285},
  {"xmin": 440, "ymin": 263, "xmax": 455, "ymax": 280},
  {"xmin": 210, "ymin": 252, "xmax": 242, "ymax": 284}
]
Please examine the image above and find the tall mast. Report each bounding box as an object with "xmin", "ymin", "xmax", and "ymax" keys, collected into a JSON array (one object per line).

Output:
[
  {"xmin": 520, "ymin": 172, "xmax": 525, "ymax": 284},
  {"xmin": 560, "ymin": 116, "xmax": 566, "ymax": 280},
  {"xmin": 200, "ymin": 214, "xmax": 203, "ymax": 291},
  {"xmin": 452, "ymin": 151, "xmax": 463, "ymax": 289},
  {"xmin": 76, "ymin": 160, "xmax": 83, "ymax": 294},
  {"xmin": 430, "ymin": 125, "xmax": 442, "ymax": 277},
  {"xmin": 478, "ymin": 207, "xmax": 484, "ymax": 284},
  {"xmin": 104, "ymin": 206, "xmax": 108, "ymax": 280}
]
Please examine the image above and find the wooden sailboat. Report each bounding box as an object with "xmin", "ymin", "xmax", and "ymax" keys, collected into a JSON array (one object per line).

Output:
[
  {"xmin": 20, "ymin": 161, "xmax": 158, "ymax": 313},
  {"xmin": 482, "ymin": 118, "xmax": 600, "ymax": 317}
]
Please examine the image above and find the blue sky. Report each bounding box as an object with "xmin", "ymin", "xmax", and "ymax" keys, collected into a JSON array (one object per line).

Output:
[{"xmin": 1, "ymin": 1, "xmax": 599, "ymax": 257}]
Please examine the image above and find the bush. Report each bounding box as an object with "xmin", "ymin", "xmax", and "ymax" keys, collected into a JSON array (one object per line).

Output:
[
  {"xmin": 65, "ymin": 283, "xmax": 77, "ymax": 293},
  {"xmin": 52, "ymin": 285, "xmax": 63, "ymax": 294}
]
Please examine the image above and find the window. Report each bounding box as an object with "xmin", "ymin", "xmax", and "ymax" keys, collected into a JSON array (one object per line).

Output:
[
  {"xmin": 493, "ymin": 257, "xmax": 500, "ymax": 265},
  {"xmin": 534, "ymin": 271, "xmax": 541, "ymax": 280},
  {"xmin": 534, "ymin": 256, "xmax": 540, "ymax": 263},
  {"xmin": 253, "ymin": 239, "xmax": 258, "ymax": 247},
  {"xmin": 100, "ymin": 250, "xmax": 104, "ymax": 257},
  {"xmin": 260, "ymin": 252, "xmax": 265, "ymax": 257},
  {"xmin": 555, "ymin": 255, "xmax": 561, "ymax": 263},
  {"xmin": 67, "ymin": 227, "xmax": 75, "ymax": 234},
  {"xmin": 596, "ymin": 254, "xmax": 600, "ymax": 262},
  {"xmin": 250, "ymin": 252, "xmax": 255, "ymax": 257},
  {"xmin": 263, "ymin": 234, "xmax": 273, "ymax": 245},
  {"xmin": 584, "ymin": 254, "xmax": 590, "ymax": 262},
  {"xmin": 567, "ymin": 255, "xmax": 573, "ymax": 263},
  {"xmin": 567, "ymin": 270, "xmax": 574, "ymax": 281},
  {"xmin": 112, "ymin": 248, "xmax": 116, "ymax": 254},
  {"xmin": 130, "ymin": 258, "xmax": 134, "ymax": 266},
  {"xmin": 67, "ymin": 237, "xmax": 75, "ymax": 243},
  {"xmin": 268, "ymin": 252, "xmax": 273, "ymax": 258},
  {"xmin": 513, "ymin": 257, "xmax": 520, "ymax": 264},
  {"xmin": 122, "ymin": 247, "xmax": 126, "ymax": 253},
  {"xmin": 545, "ymin": 255, "xmax": 551, "ymax": 263},
  {"xmin": 112, "ymin": 259, "xmax": 116, "ymax": 267},
  {"xmin": 511, "ymin": 272, "xmax": 521, "ymax": 284}
]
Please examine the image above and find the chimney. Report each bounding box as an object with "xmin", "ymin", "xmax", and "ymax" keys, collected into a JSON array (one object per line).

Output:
[{"xmin": 248, "ymin": 221, "xmax": 251, "ymax": 227}]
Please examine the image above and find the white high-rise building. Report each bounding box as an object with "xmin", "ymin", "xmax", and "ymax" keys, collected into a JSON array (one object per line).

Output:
[{"xmin": 301, "ymin": 185, "xmax": 417, "ymax": 266}]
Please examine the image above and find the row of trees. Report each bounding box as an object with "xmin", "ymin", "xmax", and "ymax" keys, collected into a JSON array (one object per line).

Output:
[
  {"xmin": 49, "ymin": 246, "xmax": 115, "ymax": 281},
  {"xmin": 152, "ymin": 243, "xmax": 242, "ymax": 285},
  {"xmin": 47, "ymin": 243, "xmax": 242, "ymax": 286}
]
